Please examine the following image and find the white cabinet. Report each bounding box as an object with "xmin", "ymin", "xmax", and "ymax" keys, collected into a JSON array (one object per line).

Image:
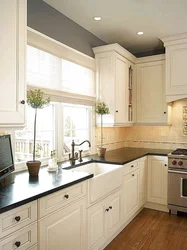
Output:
[
  {"xmin": 124, "ymin": 169, "xmax": 139, "ymax": 221},
  {"xmin": 93, "ymin": 43, "xmax": 136, "ymax": 126},
  {"xmin": 87, "ymin": 188, "xmax": 123, "ymax": 250},
  {"xmin": 0, "ymin": 0, "xmax": 26, "ymax": 126},
  {"xmin": 39, "ymin": 198, "xmax": 87, "ymax": 250},
  {"xmin": 136, "ymin": 56, "xmax": 168, "ymax": 124},
  {"xmin": 139, "ymin": 157, "xmax": 147, "ymax": 207},
  {"xmin": 162, "ymin": 33, "xmax": 187, "ymax": 102},
  {"xmin": 147, "ymin": 156, "xmax": 168, "ymax": 205}
]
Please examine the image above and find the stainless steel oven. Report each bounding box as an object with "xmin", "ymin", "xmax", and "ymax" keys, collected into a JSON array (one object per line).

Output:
[{"xmin": 168, "ymin": 149, "xmax": 187, "ymax": 214}]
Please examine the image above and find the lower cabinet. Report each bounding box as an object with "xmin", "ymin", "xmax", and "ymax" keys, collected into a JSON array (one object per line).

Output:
[
  {"xmin": 124, "ymin": 169, "xmax": 139, "ymax": 222},
  {"xmin": 87, "ymin": 188, "xmax": 123, "ymax": 250},
  {"xmin": 38, "ymin": 198, "xmax": 87, "ymax": 250},
  {"xmin": 147, "ymin": 156, "xmax": 168, "ymax": 205},
  {"xmin": 139, "ymin": 157, "xmax": 147, "ymax": 207}
]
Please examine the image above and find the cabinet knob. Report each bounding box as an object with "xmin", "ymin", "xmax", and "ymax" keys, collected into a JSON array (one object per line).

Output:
[
  {"xmin": 132, "ymin": 174, "xmax": 135, "ymax": 177},
  {"xmin": 20, "ymin": 100, "xmax": 25, "ymax": 105},
  {"xmin": 64, "ymin": 194, "xmax": 69, "ymax": 199},
  {"xmin": 109, "ymin": 206, "xmax": 112, "ymax": 210},
  {"xmin": 15, "ymin": 216, "xmax": 21, "ymax": 222},
  {"xmin": 164, "ymin": 112, "xmax": 167, "ymax": 114},
  {"xmin": 131, "ymin": 165, "xmax": 134, "ymax": 168},
  {"xmin": 15, "ymin": 241, "xmax": 21, "ymax": 248},
  {"xmin": 164, "ymin": 164, "xmax": 167, "ymax": 167},
  {"xmin": 115, "ymin": 110, "xmax": 118, "ymax": 113},
  {"xmin": 105, "ymin": 208, "xmax": 109, "ymax": 212}
]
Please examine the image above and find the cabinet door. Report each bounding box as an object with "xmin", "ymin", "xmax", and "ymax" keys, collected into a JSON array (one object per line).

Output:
[
  {"xmin": 124, "ymin": 169, "xmax": 139, "ymax": 221},
  {"xmin": 115, "ymin": 54, "xmax": 128, "ymax": 125},
  {"xmin": 166, "ymin": 44, "xmax": 187, "ymax": 97},
  {"xmin": 106, "ymin": 188, "xmax": 123, "ymax": 239},
  {"xmin": 147, "ymin": 156, "xmax": 168, "ymax": 205},
  {"xmin": 137, "ymin": 60, "xmax": 167, "ymax": 124},
  {"xmin": 139, "ymin": 157, "xmax": 147, "ymax": 207},
  {"xmin": 39, "ymin": 198, "xmax": 87, "ymax": 250},
  {"xmin": 87, "ymin": 199, "xmax": 107, "ymax": 250},
  {"xmin": 0, "ymin": 0, "xmax": 26, "ymax": 126}
]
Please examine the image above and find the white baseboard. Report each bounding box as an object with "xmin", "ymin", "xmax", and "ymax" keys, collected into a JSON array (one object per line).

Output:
[
  {"xmin": 99, "ymin": 206, "xmax": 144, "ymax": 250},
  {"xmin": 144, "ymin": 202, "xmax": 169, "ymax": 212}
]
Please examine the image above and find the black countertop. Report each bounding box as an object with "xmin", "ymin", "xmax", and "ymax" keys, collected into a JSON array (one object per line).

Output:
[{"xmin": 0, "ymin": 147, "xmax": 172, "ymax": 213}]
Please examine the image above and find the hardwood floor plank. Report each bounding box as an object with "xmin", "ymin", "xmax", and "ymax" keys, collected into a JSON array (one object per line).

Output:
[{"xmin": 104, "ymin": 209, "xmax": 187, "ymax": 250}]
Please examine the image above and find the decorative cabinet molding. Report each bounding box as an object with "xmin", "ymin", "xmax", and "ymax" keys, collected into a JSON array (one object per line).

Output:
[
  {"xmin": 136, "ymin": 56, "xmax": 170, "ymax": 125},
  {"xmin": 0, "ymin": 0, "xmax": 26, "ymax": 126},
  {"xmin": 161, "ymin": 33, "xmax": 187, "ymax": 102},
  {"xmin": 93, "ymin": 44, "xmax": 136, "ymax": 127}
]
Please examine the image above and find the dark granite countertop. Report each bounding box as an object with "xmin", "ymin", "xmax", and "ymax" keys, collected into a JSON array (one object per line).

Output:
[{"xmin": 0, "ymin": 147, "xmax": 172, "ymax": 213}]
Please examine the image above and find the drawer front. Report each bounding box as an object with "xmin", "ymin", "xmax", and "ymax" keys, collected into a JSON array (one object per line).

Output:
[
  {"xmin": 0, "ymin": 201, "xmax": 37, "ymax": 239},
  {"xmin": 38, "ymin": 181, "xmax": 87, "ymax": 218},
  {"xmin": 123, "ymin": 160, "xmax": 138, "ymax": 175},
  {"xmin": 0, "ymin": 223, "xmax": 37, "ymax": 250}
]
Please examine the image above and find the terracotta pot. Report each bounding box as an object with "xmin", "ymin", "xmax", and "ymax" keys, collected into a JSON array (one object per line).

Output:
[
  {"xmin": 97, "ymin": 147, "xmax": 106, "ymax": 157},
  {"xmin": 26, "ymin": 161, "xmax": 41, "ymax": 176}
]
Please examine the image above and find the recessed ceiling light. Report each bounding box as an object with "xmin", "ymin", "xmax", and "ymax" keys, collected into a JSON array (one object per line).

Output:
[
  {"xmin": 94, "ymin": 16, "xmax": 102, "ymax": 21},
  {"xmin": 137, "ymin": 31, "xmax": 144, "ymax": 35}
]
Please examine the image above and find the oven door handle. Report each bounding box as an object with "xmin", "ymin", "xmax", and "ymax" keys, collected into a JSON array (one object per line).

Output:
[{"xmin": 168, "ymin": 170, "xmax": 187, "ymax": 174}]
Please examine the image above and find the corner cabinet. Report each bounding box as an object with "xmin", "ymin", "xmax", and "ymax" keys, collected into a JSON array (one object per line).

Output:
[
  {"xmin": 0, "ymin": 0, "xmax": 26, "ymax": 126},
  {"xmin": 93, "ymin": 44, "xmax": 136, "ymax": 127},
  {"xmin": 136, "ymin": 55, "xmax": 170, "ymax": 125},
  {"xmin": 161, "ymin": 33, "xmax": 187, "ymax": 102}
]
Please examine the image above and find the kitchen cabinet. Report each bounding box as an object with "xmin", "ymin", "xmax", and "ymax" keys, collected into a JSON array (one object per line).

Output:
[
  {"xmin": 39, "ymin": 198, "xmax": 87, "ymax": 250},
  {"xmin": 162, "ymin": 33, "xmax": 187, "ymax": 102},
  {"xmin": 87, "ymin": 188, "xmax": 123, "ymax": 250},
  {"xmin": 124, "ymin": 169, "xmax": 139, "ymax": 221},
  {"xmin": 93, "ymin": 43, "xmax": 136, "ymax": 126},
  {"xmin": 0, "ymin": 0, "xmax": 26, "ymax": 126},
  {"xmin": 136, "ymin": 55, "xmax": 169, "ymax": 125},
  {"xmin": 139, "ymin": 157, "xmax": 147, "ymax": 207},
  {"xmin": 147, "ymin": 156, "xmax": 168, "ymax": 205}
]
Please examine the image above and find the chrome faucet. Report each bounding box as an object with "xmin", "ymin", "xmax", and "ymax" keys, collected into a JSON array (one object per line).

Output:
[{"xmin": 69, "ymin": 140, "xmax": 91, "ymax": 165}]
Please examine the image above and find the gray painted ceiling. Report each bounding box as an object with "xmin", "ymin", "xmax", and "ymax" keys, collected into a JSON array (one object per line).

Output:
[{"xmin": 43, "ymin": 0, "xmax": 187, "ymax": 54}]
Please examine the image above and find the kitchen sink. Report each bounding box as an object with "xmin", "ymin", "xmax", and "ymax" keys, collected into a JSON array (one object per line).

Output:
[{"xmin": 68, "ymin": 162, "xmax": 123, "ymax": 203}]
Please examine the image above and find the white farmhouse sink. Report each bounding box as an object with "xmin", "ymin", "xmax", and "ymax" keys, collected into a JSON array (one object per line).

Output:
[{"xmin": 70, "ymin": 162, "xmax": 123, "ymax": 203}]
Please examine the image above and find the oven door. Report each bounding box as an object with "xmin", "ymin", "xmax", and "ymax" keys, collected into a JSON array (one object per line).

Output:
[{"xmin": 168, "ymin": 169, "xmax": 187, "ymax": 207}]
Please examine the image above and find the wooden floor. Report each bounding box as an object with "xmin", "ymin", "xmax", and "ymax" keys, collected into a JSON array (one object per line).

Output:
[{"xmin": 104, "ymin": 208, "xmax": 187, "ymax": 250}]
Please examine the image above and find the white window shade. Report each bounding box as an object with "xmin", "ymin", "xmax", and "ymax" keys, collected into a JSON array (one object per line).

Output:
[{"xmin": 27, "ymin": 45, "xmax": 96, "ymax": 105}]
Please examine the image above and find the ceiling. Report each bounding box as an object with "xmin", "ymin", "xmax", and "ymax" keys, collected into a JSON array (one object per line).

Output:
[{"xmin": 43, "ymin": 0, "xmax": 187, "ymax": 54}]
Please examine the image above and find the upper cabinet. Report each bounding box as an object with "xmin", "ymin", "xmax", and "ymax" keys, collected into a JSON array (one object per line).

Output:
[
  {"xmin": 136, "ymin": 55, "xmax": 171, "ymax": 125},
  {"xmin": 93, "ymin": 44, "xmax": 136, "ymax": 127},
  {"xmin": 0, "ymin": 0, "xmax": 26, "ymax": 127},
  {"xmin": 161, "ymin": 33, "xmax": 187, "ymax": 102}
]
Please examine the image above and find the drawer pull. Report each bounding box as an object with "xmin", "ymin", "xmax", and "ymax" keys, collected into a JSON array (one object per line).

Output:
[
  {"xmin": 105, "ymin": 208, "xmax": 109, "ymax": 212},
  {"xmin": 132, "ymin": 174, "xmax": 135, "ymax": 177},
  {"xmin": 109, "ymin": 206, "xmax": 113, "ymax": 210},
  {"xmin": 15, "ymin": 216, "xmax": 21, "ymax": 222},
  {"xmin": 64, "ymin": 194, "xmax": 69, "ymax": 199},
  {"xmin": 20, "ymin": 100, "xmax": 25, "ymax": 105},
  {"xmin": 15, "ymin": 241, "xmax": 21, "ymax": 248},
  {"xmin": 131, "ymin": 165, "xmax": 134, "ymax": 168}
]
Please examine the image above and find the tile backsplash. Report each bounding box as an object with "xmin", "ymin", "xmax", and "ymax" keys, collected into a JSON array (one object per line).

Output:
[{"xmin": 96, "ymin": 99, "xmax": 187, "ymax": 150}]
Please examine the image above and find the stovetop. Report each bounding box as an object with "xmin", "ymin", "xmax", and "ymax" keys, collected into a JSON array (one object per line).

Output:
[{"xmin": 171, "ymin": 148, "xmax": 187, "ymax": 156}]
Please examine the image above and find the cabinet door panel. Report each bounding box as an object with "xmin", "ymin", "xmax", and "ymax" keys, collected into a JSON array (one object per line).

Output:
[
  {"xmin": 39, "ymin": 198, "xmax": 86, "ymax": 250},
  {"xmin": 137, "ymin": 61, "xmax": 166, "ymax": 123},
  {"xmin": 0, "ymin": 0, "xmax": 26, "ymax": 126},
  {"xmin": 124, "ymin": 169, "xmax": 139, "ymax": 221},
  {"xmin": 87, "ymin": 199, "xmax": 107, "ymax": 250},
  {"xmin": 139, "ymin": 157, "xmax": 147, "ymax": 207},
  {"xmin": 147, "ymin": 156, "xmax": 168, "ymax": 205}
]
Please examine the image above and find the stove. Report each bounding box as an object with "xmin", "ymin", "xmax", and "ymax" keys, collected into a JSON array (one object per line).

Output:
[{"xmin": 168, "ymin": 148, "xmax": 187, "ymax": 169}]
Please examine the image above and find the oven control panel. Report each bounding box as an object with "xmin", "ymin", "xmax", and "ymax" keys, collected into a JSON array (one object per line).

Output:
[{"xmin": 168, "ymin": 158, "xmax": 187, "ymax": 169}]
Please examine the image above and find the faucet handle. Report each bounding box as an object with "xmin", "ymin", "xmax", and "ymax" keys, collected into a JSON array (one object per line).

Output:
[
  {"xmin": 68, "ymin": 153, "xmax": 71, "ymax": 159},
  {"xmin": 75, "ymin": 152, "xmax": 78, "ymax": 159},
  {"xmin": 79, "ymin": 150, "xmax": 83, "ymax": 162}
]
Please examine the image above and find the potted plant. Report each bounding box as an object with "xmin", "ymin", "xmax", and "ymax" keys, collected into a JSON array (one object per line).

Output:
[
  {"xmin": 26, "ymin": 89, "xmax": 50, "ymax": 176},
  {"xmin": 95, "ymin": 101, "xmax": 110, "ymax": 157}
]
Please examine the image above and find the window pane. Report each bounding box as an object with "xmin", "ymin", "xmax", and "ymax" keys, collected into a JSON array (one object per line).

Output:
[
  {"xmin": 63, "ymin": 105, "xmax": 90, "ymax": 154},
  {"xmin": 15, "ymin": 105, "xmax": 55, "ymax": 163}
]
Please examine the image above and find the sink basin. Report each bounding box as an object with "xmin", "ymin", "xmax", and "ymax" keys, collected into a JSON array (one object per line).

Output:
[{"xmin": 69, "ymin": 162, "xmax": 123, "ymax": 203}]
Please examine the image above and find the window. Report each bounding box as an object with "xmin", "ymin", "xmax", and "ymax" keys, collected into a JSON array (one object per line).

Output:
[
  {"xmin": 63, "ymin": 104, "xmax": 91, "ymax": 154},
  {"xmin": 15, "ymin": 105, "xmax": 55, "ymax": 163}
]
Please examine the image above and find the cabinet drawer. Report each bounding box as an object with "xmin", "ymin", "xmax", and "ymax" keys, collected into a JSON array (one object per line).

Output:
[
  {"xmin": 0, "ymin": 201, "xmax": 37, "ymax": 239},
  {"xmin": 0, "ymin": 223, "xmax": 37, "ymax": 250},
  {"xmin": 123, "ymin": 160, "xmax": 138, "ymax": 175},
  {"xmin": 38, "ymin": 182, "xmax": 87, "ymax": 218}
]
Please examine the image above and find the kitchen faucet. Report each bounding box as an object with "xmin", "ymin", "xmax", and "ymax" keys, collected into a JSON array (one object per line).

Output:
[{"xmin": 69, "ymin": 140, "xmax": 91, "ymax": 165}]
